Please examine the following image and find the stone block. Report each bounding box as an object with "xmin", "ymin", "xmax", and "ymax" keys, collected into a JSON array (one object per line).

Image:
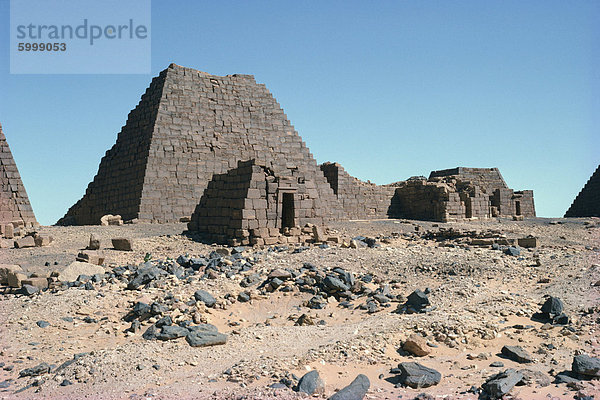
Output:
[
  {"xmin": 76, "ymin": 251, "xmax": 106, "ymax": 265},
  {"xmin": 7, "ymin": 271, "xmax": 27, "ymax": 288},
  {"xmin": 0, "ymin": 264, "xmax": 23, "ymax": 285},
  {"xmin": 112, "ymin": 238, "xmax": 133, "ymax": 251},
  {"xmin": 14, "ymin": 236, "xmax": 35, "ymax": 248},
  {"xmin": 517, "ymin": 237, "xmax": 537, "ymax": 248},
  {"xmin": 21, "ymin": 277, "xmax": 48, "ymax": 290}
]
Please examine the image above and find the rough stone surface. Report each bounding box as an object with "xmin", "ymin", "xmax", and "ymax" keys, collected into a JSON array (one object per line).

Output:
[
  {"xmin": 0, "ymin": 122, "xmax": 37, "ymax": 228},
  {"xmin": 403, "ymin": 334, "xmax": 431, "ymax": 357},
  {"xmin": 58, "ymin": 261, "xmax": 105, "ymax": 283},
  {"xmin": 0, "ymin": 264, "xmax": 23, "ymax": 285},
  {"xmin": 501, "ymin": 345, "xmax": 534, "ymax": 364},
  {"xmin": 112, "ymin": 238, "xmax": 133, "ymax": 251},
  {"xmin": 564, "ymin": 164, "xmax": 600, "ymax": 217},
  {"xmin": 328, "ymin": 374, "xmax": 370, "ymax": 400},
  {"xmin": 397, "ymin": 362, "xmax": 441, "ymax": 388},
  {"xmin": 481, "ymin": 369, "xmax": 523, "ymax": 399},
  {"xmin": 297, "ymin": 370, "xmax": 325, "ymax": 395},
  {"xmin": 572, "ymin": 354, "xmax": 600, "ymax": 378}
]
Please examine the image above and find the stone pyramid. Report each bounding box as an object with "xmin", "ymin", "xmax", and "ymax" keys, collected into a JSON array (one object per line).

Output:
[
  {"xmin": 0, "ymin": 122, "xmax": 37, "ymax": 226},
  {"xmin": 564, "ymin": 165, "xmax": 600, "ymax": 217},
  {"xmin": 60, "ymin": 64, "xmax": 342, "ymax": 225}
]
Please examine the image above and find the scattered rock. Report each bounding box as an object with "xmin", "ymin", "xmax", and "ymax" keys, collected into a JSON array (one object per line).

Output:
[
  {"xmin": 112, "ymin": 237, "xmax": 133, "ymax": 251},
  {"xmin": 481, "ymin": 369, "xmax": 523, "ymax": 399},
  {"xmin": 501, "ymin": 345, "xmax": 534, "ymax": 363},
  {"xmin": 296, "ymin": 370, "xmax": 325, "ymax": 395},
  {"xmin": 572, "ymin": 354, "xmax": 600, "ymax": 378},
  {"xmin": 403, "ymin": 334, "xmax": 431, "ymax": 357},
  {"xmin": 396, "ymin": 362, "xmax": 441, "ymax": 388},
  {"xmin": 19, "ymin": 362, "xmax": 51, "ymax": 377},
  {"xmin": 329, "ymin": 374, "xmax": 370, "ymax": 400},
  {"xmin": 36, "ymin": 320, "xmax": 49, "ymax": 328},
  {"xmin": 86, "ymin": 234, "xmax": 100, "ymax": 250},
  {"xmin": 0, "ymin": 264, "xmax": 23, "ymax": 285},
  {"xmin": 58, "ymin": 261, "xmax": 105, "ymax": 283},
  {"xmin": 185, "ymin": 325, "xmax": 227, "ymax": 347},
  {"xmin": 194, "ymin": 290, "xmax": 216, "ymax": 307}
]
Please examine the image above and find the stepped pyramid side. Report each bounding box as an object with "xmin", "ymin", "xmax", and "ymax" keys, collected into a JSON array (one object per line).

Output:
[
  {"xmin": 0, "ymin": 123, "xmax": 37, "ymax": 226},
  {"xmin": 564, "ymin": 165, "xmax": 600, "ymax": 217},
  {"xmin": 58, "ymin": 73, "xmax": 167, "ymax": 225},
  {"xmin": 61, "ymin": 64, "xmax": 343, "ymax": 224}
]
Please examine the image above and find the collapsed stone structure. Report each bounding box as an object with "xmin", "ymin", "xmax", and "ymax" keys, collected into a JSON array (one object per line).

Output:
[
  {"xmin": 564, "ymin": 165, "xmax": 600, "ymax": 217},
  {"xmin": 389, "ymin": 168, "xmax": 535, "ymax": 222},
  {"xmin": 1, "ymin": 122, "xmax": 37, "ymax": 234},
  {"xmin": 59, "ymin": 64, "xmax": 536, "ymax": 240}
]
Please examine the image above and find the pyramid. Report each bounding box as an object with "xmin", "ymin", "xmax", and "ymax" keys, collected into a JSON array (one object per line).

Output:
[
  {"xmin": 564, "ymin": 165, "xmax": 600, "ymax": 217},
  {"xmin": 59, "ymin": 64, "xmax": 344, "ymax": 225},
  {"xmin": 0, "ymin": 122, "xmax": 37, "ymax": 226}
]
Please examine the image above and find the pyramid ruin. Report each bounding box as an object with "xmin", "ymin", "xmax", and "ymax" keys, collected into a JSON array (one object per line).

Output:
[
  {"xmin": 389, "ymin": 168, "xmax": 535, "ymax": 222},
  {"xmin": 1, "ymin": 122, "xmax": 37, "ymax": 230},
  {"xmin": 59, "ymin": 64, "xmax": 536, "ymax": 233},
  {"xmin": 564, "ymin": 165, "xmax": 600, "ymax": 217}
]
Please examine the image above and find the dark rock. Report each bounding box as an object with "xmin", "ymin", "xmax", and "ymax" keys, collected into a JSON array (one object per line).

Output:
[
  {"xmin": 60, "ymin": 379, "xmax": 72, "ymax": 386},
  {"xmin": 396, "ymin": 362, "xmax": 441, "ymax": 388},
  {"xmin": 481, "ymin": 369, "xmax": 523, "ymax": 399},
  {"xmin": 194, "ymin": 290, "xmax": 216, "ymax": 307},
  {"xmin": 156, "ymin": 325, "xmax": 189, "ymax": 341},
  {"xmin": 0, "ymin": 380, "xmax": 10, "ymax": 388},
  {"xmin": 185, "ymin": 329, "xmax": 227, "ymax": 347},
  {"xmin": 155, "ymin": 315, "xmax": 172, "ymax": 327},
  {"xmin": 36, "ymin": 320, "xmax": 49, "ymax": 328},
  {"xmin": 553, "ymin": 313, "xmax": 570, "ymax": 325},
  {"xmin": 505, "ymin": 247, "xmax": 521, "ymax": 256},
  {"xmin": 270, "ymin": 277, "xmax": 284, "ymax": 290},
  {"xmin": 296, "ymin": 370, "xmax": 324, "ymax": 395},
  {"xmin": 127, "ymin": 320, "xmax": 141, "ymax": 333},
  {"xmin": 501, "ymin": 345, "xmax": 534, "ymax": 363},
  {"xmin": 127, "ymin": 264, "xmax": 165, "ymax": 290},
  {"xmin": 142, "ymin": 324, "xmax": 159, "ymax": 340},
  {"xmin": 518, "ymin": 369, "xmax": 551, "ymax": 387},
  {"xmin": 20, "ymin": 284, "xmax": 40, "ymax": 296},
  {"xmin": 541, "ymin": 296, "xmax": 564, "ymax": 316},
  {"xmin": 329, "ymin": 373, "xmax": 370, "ymax": 400},
  {"xmin": 237, "ymin": 292, "xmax": 250, "ymax": 302},
  {"xmin": 490, "ymin": 361, "xmax": 504, "ymax": 368},
  {"xmin": 307, "ymin": 295, "xmax": 327, "ymax": 309},
  {"xmin": 124, "ymin": 302, "xmax": 151, "ymax": 322},
  {"xmin": 19, "ymin": 362, "xmax": 51, "ymax": 377},
  {"xmin": 112, "ymin": 237, "xmax": 133, "ymax": 251},
  {"xmin": 572, "ymin": 354, "xmax": 600, "ymax": 378},
  {"xmin": 240, "ymin": 273, "xmax": 261, "ymax": 287},
  {"xmin": 323, "ymin": 276, "xmax": 349, "ymax": 292}
]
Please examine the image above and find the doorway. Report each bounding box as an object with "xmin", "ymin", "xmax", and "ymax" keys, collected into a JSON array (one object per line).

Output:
[
  {"xmin": 515, "ymin": 201, "xmax": 521, "ymax": 216},
  {"xmin": 281, "ymin": 192, "xmax": 295, "ymax": 228}
]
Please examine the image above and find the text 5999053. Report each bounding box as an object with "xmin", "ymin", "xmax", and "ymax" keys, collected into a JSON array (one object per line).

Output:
[{"xmin": 18, "ymin": 42, "xmax": 67, "ymax": 51}]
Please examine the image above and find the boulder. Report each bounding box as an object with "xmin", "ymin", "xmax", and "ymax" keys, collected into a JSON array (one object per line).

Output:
[
  {"xmin": 7, "ymin": 271, "xmax": 27, "ymax": 288},
  {"xmin": 329, "ymin": 374, "xmax": 370, "ymax": 400},
  {"xmin": 21, "ymin": 277, "xmax": 48, "ymax": 290},
  {"xmin": 501, "ymin": 345, "xmax": 534, "ymax": 364},
  {"xmin": 572, "ymin": 354, "xmax": 600, "ymax": 378},
  {"xmin": 396, "ymin": 362, "xmax": 441, "ymax": 388},
  {"xmin": 297, "ymin": 370, "xmax": 325, "ymax": 395},
  {"xmin": 112, "ymin": 237, "xmax": 133, "ymax": 251},
  {"xmin": 87, "ymin": 234, "xmax": 100, "ymax": 250},
  {"xmin": 185, "ymin": 327, "xmax": 227, "ymax": 347},
  {"xmin": 194, "ymin": 290, "xmax": 216, "ymax": 307},
  {"xmin": 76, "ymin": 251, "xmax": 105, "ymax": 265},
  {"xmin": 403, "ymin": 334, "xmax": 431, "ymax": 357},
  {"xmin": 481, "ymin": 369, "xmax": 523, "ymax": 399},
  {"xmin": 541, "ymin": 296, "xmax": 564, "ymax": 316},
  {"xmin": 0, "ymin": 264, "xmax": 23, "ymax": 285},
  {"xmin": 101, "ymin": 214, "xmax": 123, "ymax": 226},
  {"xmin": 19, "ymin": 362, "xmax": 51, "ymax": 377},
  {"xmin": 14, "ymin": 236, "xmax": 35, "ymax": 248},
  {"xmin": 58, "ymin": 261, "xmax": 105, "ymax": 283}
]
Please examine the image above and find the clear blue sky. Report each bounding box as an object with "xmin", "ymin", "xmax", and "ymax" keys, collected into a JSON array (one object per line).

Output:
[{"xmin": 0, "ymin": 0, "xmax": 598, "ymax": 225}]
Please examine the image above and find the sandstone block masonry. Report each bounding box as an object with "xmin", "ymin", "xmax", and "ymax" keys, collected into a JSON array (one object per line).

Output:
[
  {"xmin": 564, "ymin": 165, "xmax": 600, "ymax": 217},
  {"xmin": 59, "ymin": 64, "xmax": 343, "ymax": 225},
  {"xmin": 0, "ymin": 122, "xmax": 37, "ymax": 231},
  {"xmin": 389, "ymin": 168, "xmax": 535, "ymax": 222},
  {"xmin": 188, "ymin": 160, "xmax": 330, "ymax": 246}
]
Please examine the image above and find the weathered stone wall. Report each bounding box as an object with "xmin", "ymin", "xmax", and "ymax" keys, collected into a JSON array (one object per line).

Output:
[
  {"xmin": 60, "ymin": 64, "xmax": 342, "ymax": 225},
  {"xmin": 189, "ymin": 160, "xmax": 328, "ymax": 245},
  {"xmin": 564, "ymin": 165, "xmax": 600, "ymax": 217},
  {"xmin": 390, "ymin": 167, "xmax": 535, "ymax": 222},
  {"xmin": 320, "ymin": 162, "xmax": 395, "ymax": 219},
  {"xmin": 0, "ymin": 122, "xmax": 37, "ymax": 226},
  {"xmin": 429, "ymin": 167, "xmax": 508, "ymax": 194}
]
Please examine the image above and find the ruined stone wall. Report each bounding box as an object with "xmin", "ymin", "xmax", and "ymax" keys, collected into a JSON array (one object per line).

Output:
[
  {"xmin": 388, "ymin": 179, "xmax": 458, "ymax": 222},
  {"xmin": 564, "ymin": 165, "xmax": 600, "ymax": 217},
  {"xmin": 0, "ymin": 123, "xmax": 37, "ymax": 226},
  {"xmin": 189, "ymin": 160, "xmax": 328, "ymax": 245},
  {"xmin": 61, "ymin": 64, "xmax": 342, "ymax": 224},
  {"xmin": 320, "ymin": 162, "xmax": 395, "ymax": 219},
  {"xmin": 429, "ymin": 167, "xmax": 508, "ymax": 194}
]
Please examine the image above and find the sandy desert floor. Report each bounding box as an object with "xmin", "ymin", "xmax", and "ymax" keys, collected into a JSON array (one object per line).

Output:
[{"xmin": 0, "ymin": 217, "xmax": 599, "ymax": 400}]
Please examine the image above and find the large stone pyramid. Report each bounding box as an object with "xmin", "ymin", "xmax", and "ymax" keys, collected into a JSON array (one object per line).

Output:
[
  {"xmin": 0, "ymin": 122, "xmax": 37, "ymax": 226},
  {"xmin": 564, "ymin": 165, "xmax": 600, "ymax": 217},
  {"xmin": 60, "ymin": 64, "xmax": 343, "ymax": 225}
]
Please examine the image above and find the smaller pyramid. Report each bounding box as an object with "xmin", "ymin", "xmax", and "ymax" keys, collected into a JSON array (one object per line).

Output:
[
  {"xmin": 564, "ymin": 165, "xmax": 600, "ymax": 217},
  {"xmin": 0, "ymin": 122, "xmax": 37, "ymax": 226}
]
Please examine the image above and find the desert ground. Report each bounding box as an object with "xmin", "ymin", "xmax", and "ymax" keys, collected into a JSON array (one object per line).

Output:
[{"xmin": 0, "ymin": 217, "xmax": 599, "ymax": 400}]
